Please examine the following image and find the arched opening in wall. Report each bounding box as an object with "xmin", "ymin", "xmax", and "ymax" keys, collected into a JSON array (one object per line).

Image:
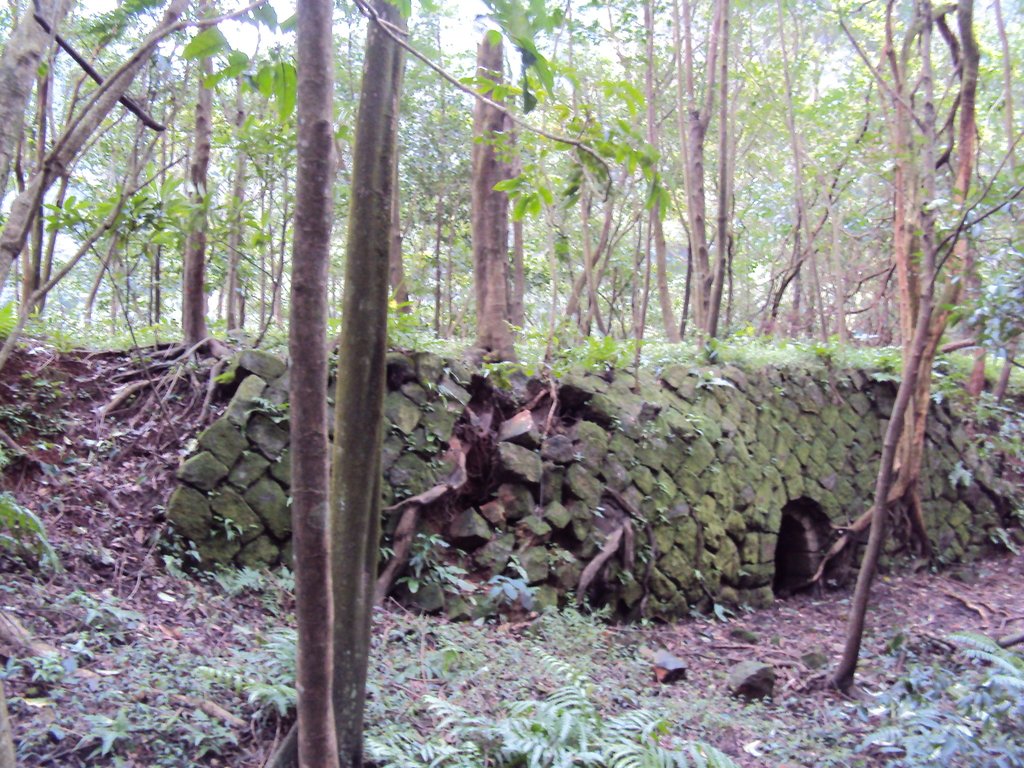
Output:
[{"xmin": 773, "ymin": 498, "xmax": 833, "ymax": 597}]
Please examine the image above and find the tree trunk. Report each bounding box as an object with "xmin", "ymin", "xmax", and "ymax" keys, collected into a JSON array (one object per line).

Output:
[
  {"xmin": 678, "ymin": 0, "xmax": 723, "ymax": 339},
  {"xmin": 645, "ymin": 0, "xmax": 678, "ymax": 342},
  {"xmin": 226, "ymin": 77, "xmax": 248, "ymax": 332},
  {"xmin": 706, "ymin": 0, "xmax": 731, "ymax": 339},
  {"xmin": 289, "ymin": 0, "xmax": 339, "ymax": 762},
  {"xmin": 0, "ymin": 0, "xmax": 72, "ymax": 206},
  {"xmin": 330, "ymin": 1, "xmax": 404, "ymax": 765},
  {"xmin": 387, "ymin": 13, "xmax": 409, "ymax": 310},
  {"xmin": 0, "ymin": 679, "xmax": 13, "ymax": 768},
  {"xmin": 471, "ymin": 34, "xmax": 516, "ymax": 360},
  {"xmin": 0, "ymin": 0, "xmax": 188, "ymax": 293},
  {"xmin": 182, "ymin": 47, "xmax": 213, "ymax": 348}
]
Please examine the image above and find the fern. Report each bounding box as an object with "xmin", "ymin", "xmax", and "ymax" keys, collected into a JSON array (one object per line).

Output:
[
  {"xmin": 196, "ymin": 665, "xmax": 295, "ymax": 718},
  {"xmin": 366, "ymin": 656, "xmax": 739, "ymax": 768},
  {"xmin": 0, "ymin": 492, "xmax": 61, "ymax": 571},
  {"xmin": 863, "ymin": 632, "xmax": 1024, "ymax": 767}
]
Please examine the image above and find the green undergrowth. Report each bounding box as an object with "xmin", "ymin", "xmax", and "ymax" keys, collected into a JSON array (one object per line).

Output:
[{"xmin": 5, "ymin": 550, "xmax": 1024, "ymax": 766}]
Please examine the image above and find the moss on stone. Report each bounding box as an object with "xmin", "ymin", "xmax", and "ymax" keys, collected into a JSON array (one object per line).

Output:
[
  {"xmin": 225, "ymin": 374, "xmax": 268, "ymax": 427},
  {"xmin": 166, "ymin": 485, "xmax": 212, "ymax": 542},
  {"xmin": 211, "ymin": 487, "xmax": 263, "ymax": 543},
  {"xmin": 384, "ymin": 391, "xmax": 421, "ymax": 435},
  {"xmin": 228, "ymin": 451, "xmax": 271, "ymax": 490},
  {"xmin": 236, "ymin": 535, "xmax": 280, "ymax": 568},
  {"xmin": 244, "ymin": 477, "xmax": 290, "ymax": 539},
  {"xmin": 237, "ymin": 349, "xmax": 287, "ymax": 380},
  {"xmin": 177, "ymin": 452, "xmax": 229, "ymax": 491}
]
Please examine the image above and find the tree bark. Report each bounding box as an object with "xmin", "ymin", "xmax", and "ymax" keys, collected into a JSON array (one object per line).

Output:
[
  {"xmin": 0, "ymin": 0, "xmax": 72, "ymax": 206},
  {"xmin": 182, "ymin": 43, "xmax": 213, "ymax": 348},
  {"xmin": 288, "ymin": 0, "xmax": 339, "ymax": 762},
  {"xmin": 0, "ymin": 0, "xmax": 189, "ymax": 293},
  {"xmin": 226, "ymin": 77, "xmax": 248, "ymax": 332},
  {"xmin": 645, "ymin": 0, "xmax": 678, "ymax": 341},
  {"xmin": 387, "ymin": 12, "xmax": 409, "ymax": 310},
  {"xmin": 330, "ymin": 1, "xmax": 404, "ymax": 765},
  {"xmin": 471, "ymin": 35, "xmax": 516, "ymax": 360},
  {"xmin": 706, "ymin": 0, "xmax": 731, "ymax": 339},
  {"xmin": 677, "ymin": 0, "xmax": 723, "ymax": 339}
]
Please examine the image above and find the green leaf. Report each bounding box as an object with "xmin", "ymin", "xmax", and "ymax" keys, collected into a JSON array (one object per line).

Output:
[
  {"xmin": 252, "ymin": 2, "xmax": 277, "ymax": 28},
  {"xmin": 272, "ymin": 62, "xmax": 297, "ymax": 122},
  {"xmin": 183, "ymin": 27, "xmax": 229, "ymax": 60}
]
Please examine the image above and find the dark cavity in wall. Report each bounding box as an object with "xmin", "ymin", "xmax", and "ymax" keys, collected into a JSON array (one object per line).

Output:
[{"xmin": 773, "ymin": 497, "xmax": 834, "ymax": 597}]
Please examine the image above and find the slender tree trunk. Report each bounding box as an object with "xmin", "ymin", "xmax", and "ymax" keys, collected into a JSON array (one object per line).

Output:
[
  {"xmin": 226, "ymin": 77, "xmax": 248, "ymax": 332},
  {"xmin": 678, "ymin": 0, "xmax": 722, "ymax": 338},
  {"xmin": 706, "ymin": 0, "xmax": 730, "ymax": 339},
  {"xmin": 387, "ymin": 13, "xmax": 409, "ymax": 311},
  {"xmin": 471, "ymin": 34, "xmax": 516, "ymax": 360},
  {"xmin": 645, "ymin": 0, "xmax": 678, "ymax": 341},
  {"xmin": 182, "ymin": 45, "xmax": 212, "ymax": 348},
  {"xmin": 0, "ymin": 680, "xmax": 13, "ymax": 768},
  {"xmin": 330, "ymin": 2, "xmax": 404, "ymax": 765},
  {"xmin": 288, "ymin": 0, "xmax": 340, "ymax": 761}
]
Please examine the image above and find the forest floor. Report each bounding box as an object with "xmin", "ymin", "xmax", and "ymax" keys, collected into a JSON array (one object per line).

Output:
[{"xmin": 0, "ymin": 345, "xmax": 1022, "ymax": 767}]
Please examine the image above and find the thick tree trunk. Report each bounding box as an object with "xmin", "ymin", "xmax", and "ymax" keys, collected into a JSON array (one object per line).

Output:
[
  {"xmin": 330, "ymin": 1, "xmax": 404, "ymax": 765},
  {"xmin": 182, "ymin": 50, "xmax": 213, "ymax": 348},
  {"xmin": 471, "ymin": 35, "xmax": 516, "ymax": 360},
  {"xmin": 288, "ymin": 0, "xmax": 339, "ymax": 762}
]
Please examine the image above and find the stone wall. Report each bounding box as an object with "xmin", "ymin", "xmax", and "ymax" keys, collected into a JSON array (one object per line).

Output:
[{"xmin": 165, "ymin": 349, "xmax": 1013, "ymax": 619}]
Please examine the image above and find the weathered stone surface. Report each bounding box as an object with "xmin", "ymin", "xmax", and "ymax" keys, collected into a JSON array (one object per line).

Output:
[
  {"xmin": 210, "ymin": 487, "xmax": 263, "ymax": 543},
  {"xmin": 565, "ymin": 463, "xmax": 603, "ymax": 508},
  {"xmin": 496, "ymin": 483, "xmax": 535, "ymax": 521},
  {"xmin": 166, "ymin": 485, "xmax": 212, "ymax": 542},
  {"xmin": 541, "ymin": 434, "xmax": 576, "ymax": 464},
  {"xmin": 384, "ymin": 392, "xmax": 421, "ymax": 435},
  {"xmin": 198, "ymin": 417, "xmax": 248, "ymax": 466},
  {"xmin": 236, "ymin": 535, "xmax": 279, "ymax": 568},
  {"xmin": 499, "ymin": 410, "xmax": 541, "ymax": 448},
  {"xmin": 574, "ymin": 420, "xmax": 609, "ymax": 469},
  {"xmin": 247, "ymin": 414, "xmax": 289, "ymax": 459},
  {"xmin": 497, "ymin": 442, "xmax": 543, "ymax": 485},
  {"xmin": 244, "ymin": 477, "xmax": 290, "ymax": 539},
  {"xmin": 449, "ymin": 509, "xmax": 492, "ymax": 547},
  {"xmin": 238, "ymin": 349, "xmax": 286, "ymax": 380},
  {"xmin": 478, "ymin": 500, "xmax": 506, "ymax": 526},
  {"xmin": 474, "ymin": 533, "xmax": 515, "ymax": 574},
  {"xmin": 269, "ymin": 450, "xmax": 291, "ymax": 485},
  {"xmin": 168, "ymin": 348, "xmax": 1008, "ymax": 626},
  {"xmin": 196, "ymin": 532, "xmax": 242, "ymax": 566},
  {"xmin": 518, "ymin": 545, "xmax": 550, "ymax": 584},
  {"xmin": 727, "ymin": 660, "xmax": 775, "ymax": 700},
  {"xmin": 406, "ymin": 582, "xmax": 445, "ymax": 613},
  {"xmin": 228, "ymin": 451, "xmax": 270, "ymax": 490},
  {"xmin": 543, "ymin": 501, "xmax": 572, "ymax": 529},
  {"xmin": 177, "ymin": 452, "xmax": 229, "ymax": 491},
  {"xmin": 225, "ymin": 374, "xmax": 268, "ymax": 427}
]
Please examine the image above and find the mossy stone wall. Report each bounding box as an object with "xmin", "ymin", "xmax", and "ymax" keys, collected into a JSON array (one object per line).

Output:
[{"xmin": 166, "ymin": 350, "xmax": 1012, "ymax": 619}]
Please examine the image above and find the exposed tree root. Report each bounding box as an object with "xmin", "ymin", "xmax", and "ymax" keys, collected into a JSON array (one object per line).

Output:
[
  {"xmin": 998, "ymin": 630, "xmax": 1024, "ymax": 649},
  {"xmin": 374, "ymin": 438, "xmax": 469, "ymax": 603},
  {"xmin": 577, "ymin": 524, "xmax": 627, "ymax": 603}
]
